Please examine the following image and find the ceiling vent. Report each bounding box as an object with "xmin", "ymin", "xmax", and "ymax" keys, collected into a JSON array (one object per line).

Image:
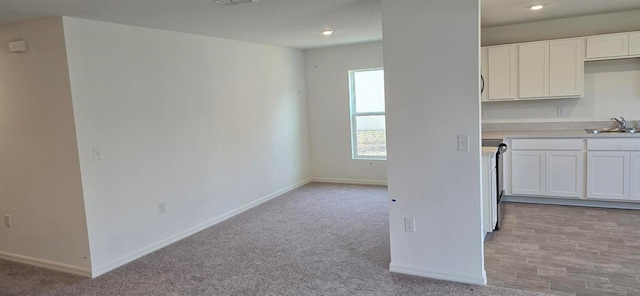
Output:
[{"xmin": 214, "ymin": 0, "xmax": 255, "ymax": 5}]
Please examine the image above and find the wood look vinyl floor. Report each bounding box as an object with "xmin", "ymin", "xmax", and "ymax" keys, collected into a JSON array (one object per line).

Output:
[{"xmin": 485, "ymin": 202, "xmax": 640, "ymax": 296}]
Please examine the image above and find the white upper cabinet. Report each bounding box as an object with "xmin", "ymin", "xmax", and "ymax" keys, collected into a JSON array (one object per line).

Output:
[
  {"xmin": 481, "ymin": 47, "xmax": 489, "ymax": 101},
  {"xmin": 585, "ymin": 31, "xmax": 640, "ymax": 60},
  {"xmin": 630, "ymin": 32, "xmax": 640, "ymax": 55},
  {"xmin": 487, "ymin": 45, "xmax": 518, "ymax": 100},
  {"xmin": 586, "ymin": 33, "xmax": 629, "ymax": 59},
  {"xmin": 549, "ymin": 39, "xmax": 583, "ymax": 97},
  {"xmin": 519, "ymin": 42, "xmax": 549, "ymax": 98},
  {"xmin": 481, "ymin": 30, "xmax": 639, "ymax": 102},
  {"xmin": 516, "ymin": 39, "xmax": 583, "ymax": 99}
]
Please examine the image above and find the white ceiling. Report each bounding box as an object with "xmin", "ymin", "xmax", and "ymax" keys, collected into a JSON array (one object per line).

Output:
[
  {"xmin": 481, "ymin": 0, "xmax": 640, "ymax": 27},
  {"xmin": 1, "ymin": 0, "xmax": 640, "ymax": 49}
]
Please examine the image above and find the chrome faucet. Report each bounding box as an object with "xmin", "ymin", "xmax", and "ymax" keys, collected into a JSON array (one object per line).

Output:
[{"xmin": 612, "ymin": 116, "xmax": 627, "ymax": 129}]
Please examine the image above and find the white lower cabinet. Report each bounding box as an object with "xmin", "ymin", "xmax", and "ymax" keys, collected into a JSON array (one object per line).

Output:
[
  {"xmin": 630, "ymin": 152, "xmax": 640, "ymax": 201},
  {"xmin": 512, "ymin": 150, "xmax": 585, "ymax": 197},
  {"xmin": 586, "ymin": 150, "xmax": 640, "ymax": 201},
  {"xmin": 512, "ymin": 150, "xmax": 546, "ymax": 195},
  {"xmin": 510, "ymin": 139, "xmax": 585, "ymax": 198},
  {"xmin": 508, "ymin": 138, "xmax": 640, "ymax": 203},
  {"xmin": 546, "ymin": 151, "xmax": 585, "ymax": 198},
  {"xmin": 587, "ymin": 151, "xmax": 629, "ymax": 200}
]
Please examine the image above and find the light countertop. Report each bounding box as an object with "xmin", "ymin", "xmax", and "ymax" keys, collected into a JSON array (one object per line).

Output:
[{"xmin": 483, "ymin": 130, "xmax": 640, "ymax": 140}]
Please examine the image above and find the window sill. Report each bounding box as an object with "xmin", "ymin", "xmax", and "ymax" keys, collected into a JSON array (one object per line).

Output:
[{"xmin": 353, "ymin": 157, "xmax": 387, "ymax": 161}]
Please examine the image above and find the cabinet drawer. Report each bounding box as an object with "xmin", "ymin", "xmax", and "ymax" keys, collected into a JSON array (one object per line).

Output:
[
  {"xmin": 511, "ymin": 139, "xmax": 584, "ymax": 150},
  {"xmin": 587, "ymin": 139, "xmax": 640, "ymax": 151}
]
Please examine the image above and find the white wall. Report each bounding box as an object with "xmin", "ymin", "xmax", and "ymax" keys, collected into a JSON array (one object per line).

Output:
[
  {"xmin": 481, "ymin": 10, "xmax": 640, "ymax": 123},
  {"xmin": 0, "ymin": 18, "xmax": 92, "ymax": 275},
  {"xmin": 304, "ymin": 42, "xmax": 386, "ymax": 184},
  {"xmin": 483, "ymin": 58, "xmax": 640, "ymax": 122},
  {"xmin": 382, "ymin": 0, "xmax": 485, "ymax": 284},
  {"xmin": 482, "ymin": 10, "xmax": 640, "ymax": 46},
  {"xmin": 62, "ymin": 17, "xmax": 310, "ymax": 275}
]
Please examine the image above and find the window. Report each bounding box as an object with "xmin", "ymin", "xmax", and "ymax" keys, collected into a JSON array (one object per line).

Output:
[{"xmin": 349, "ymin": 68, "xmax": 386, "ymax": 160}]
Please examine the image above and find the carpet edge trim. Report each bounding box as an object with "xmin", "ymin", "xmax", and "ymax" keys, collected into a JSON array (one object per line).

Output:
[
  {"xmin": 91, "ymin": 178, "xmax": 312, "ymax": 278},
  {"xmin": 0, "ymin": 251, "xmax": 92, "ymax": 277}
]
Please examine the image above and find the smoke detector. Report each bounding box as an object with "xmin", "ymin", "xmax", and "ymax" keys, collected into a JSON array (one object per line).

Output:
[{"xmin": 214, "ymin": 0, "xmax": 255, "ymax": 5}]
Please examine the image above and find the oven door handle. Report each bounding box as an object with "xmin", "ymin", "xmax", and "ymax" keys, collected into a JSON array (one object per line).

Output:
[{"xmin": 497, "ymin": 143, "xmax": 507, "ymax": 154}]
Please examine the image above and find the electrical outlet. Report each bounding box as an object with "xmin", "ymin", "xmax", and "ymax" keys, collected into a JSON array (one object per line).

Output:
[
  {"xmin": 404, "ymin": 217, "xmax": 415, "ymax": 232},
  {"xmin": 158, "ymin": 202, "xmax": 166, "ymax": 214},
  {"xmin": 557, "ymin": 106, "xmax": 566, "ymax": 117},
  {"xmin": 4, "ymin": 215, "xmax": 11, "ymax": 228}
]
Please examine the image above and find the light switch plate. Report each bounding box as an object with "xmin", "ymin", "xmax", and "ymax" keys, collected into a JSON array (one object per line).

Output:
[
  {"xmin": 159, "ymin": 202, "xmax": 166, "ymax": 214},
  {"xmin": 457, "ymin": 135, "xmax": 469, "ymax": 151},
  {"xmin": 404, "ymin": 217, "xmax": 415, "ymax": 232},
  {"xmin": 92, "ymin": 147, "xmax": 102, "ymax": 161},
  {"xmin": 4, "ymin": 215, "xmax": 11, "ymax": 228}
]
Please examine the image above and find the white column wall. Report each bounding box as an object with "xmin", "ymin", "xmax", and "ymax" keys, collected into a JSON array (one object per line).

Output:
[{"xmin": 382, "ymin": 0, "xmax": 485, "ymax": 284}]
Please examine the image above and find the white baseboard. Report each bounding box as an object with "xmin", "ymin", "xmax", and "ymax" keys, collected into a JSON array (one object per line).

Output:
[
  {"xmin": 0, "ymin": 251, "xmax": 92, "ymax": 277},
  {"xmin": 311, "ymin": 177, "xmax": 387, "ymax": 186},
  {"xmin": 389, "ymin": 262, "xmax": 487, "ymax": 285},
  {"xmin": 504, "ymin": 195, "xmax": 640, "ymax": 210},
  {"xmin": 92, "ymin": 178, "xmax": 312, "ymax": 278}
]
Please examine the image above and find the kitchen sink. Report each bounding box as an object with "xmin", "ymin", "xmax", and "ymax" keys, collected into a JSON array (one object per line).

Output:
[{"xmin": 585, "ymin": 128, "xmax": 637, "ymax": 134}]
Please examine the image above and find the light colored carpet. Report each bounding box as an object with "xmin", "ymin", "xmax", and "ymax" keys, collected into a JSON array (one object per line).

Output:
[{"xmin": 1, "ymin": 183, "xmax": 546, "ymax": 295}]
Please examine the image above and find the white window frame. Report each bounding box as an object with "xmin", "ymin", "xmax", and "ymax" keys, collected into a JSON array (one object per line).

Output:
[{"xmin": 348, "ymin": 67, "xmax": 386, "ymax": 160}]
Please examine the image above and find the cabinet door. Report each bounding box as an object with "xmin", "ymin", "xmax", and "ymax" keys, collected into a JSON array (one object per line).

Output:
[
  {"xmin": 519, "ymin": 42, "xmax": 549, "ymax": 98},
  {"xmin": 512, "ymin": 150, "xmax": 545, "ymax": 196},
  {"xmin": 586, "ymin": 34, "xmax": 629, "ymax": 59},
  {"xmin": 630, "ymin": 152, "xmax": 640, "ymax": 201},
  {"xmin": 550, "ymin": 39, "xmax": 583, "ymax": 97},
  {"xmin": 481, "ymin": 47, "xmax": 489, "ymax": 101},
  {"xmin": 546, "ymin": 151, "xmax": 585, "ymax": 198},
  {"xmin": 587, "ymin": 151, "xmax": 630, "ymax": 200},
  {"xmin": 630, "ymin": 32, "xmax": 640, "ymax": 55},
  {"xmin": 488, "ymin": 45, "xmax": 518, "ymax": 100}
]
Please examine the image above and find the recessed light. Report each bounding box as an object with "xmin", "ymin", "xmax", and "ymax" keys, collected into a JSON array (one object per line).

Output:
[
  {"xmin": 530, "ymin": 5, "xmax": 543, "ymax": 10},
  {"xmin": 322, "ymin": 30, "xmax": 334, "ymax": 36}
]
